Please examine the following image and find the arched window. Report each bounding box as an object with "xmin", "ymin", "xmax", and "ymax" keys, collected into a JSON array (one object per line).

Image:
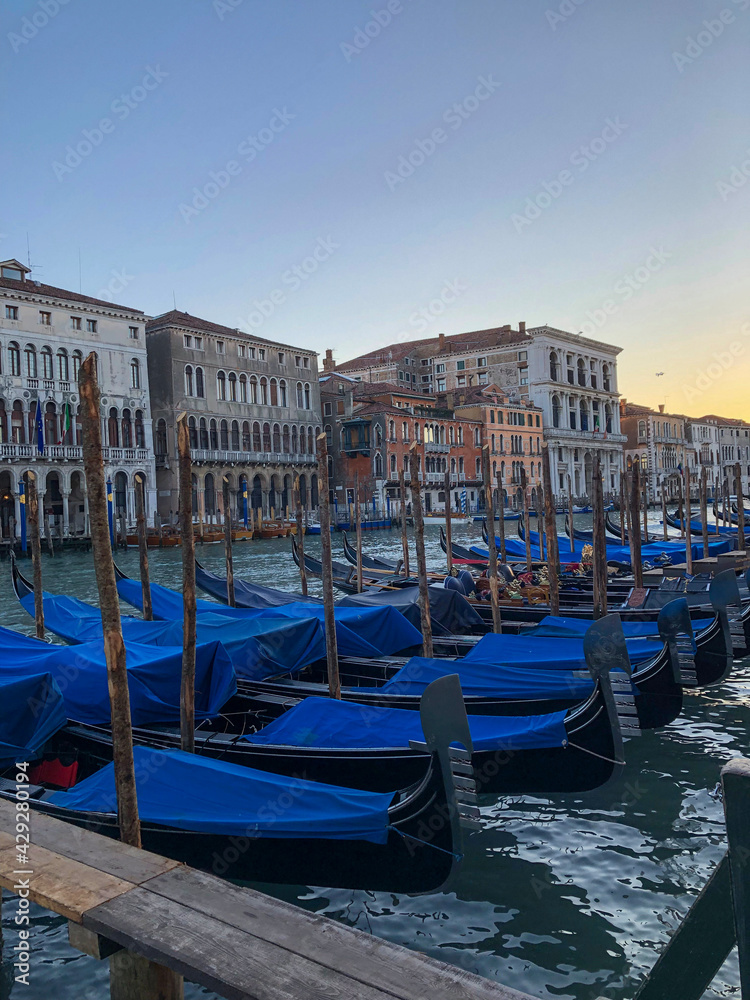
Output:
[
  {"xmin": 602, "ymin": 364, "xmax": 611, "ymax": 391},
  {"xmin": 282, "ymin": 425, "xmax": 290, "ymax": 452},
  {"xmin": 389, "ymin": 420, "xmax": 395, "ymax": 440},
  {"xmin": 108, "ymin": 407, "xmax": 119, "ymax": 447},
  {"xmin": 449, "ymin": 426, "xmax": 455, "ymax": 445},
  {"xmin": 121, "ymin": 408, "xmax": 133, "ymax": 448},
  {"xmin": 204, "ymin": 473, "xmax": 216, "ymax": 515},
  {"xmin": 260, "ymin": 377, "xmax": 268, "ymax": 405},
  {"xmin": 577, "ymin": 358, "xmax": 586, "ymax": 387},
  {"xmin": 580, "ymin": 399, "xmax": 589, "ymax": 432},
  {"xmin": 262, "ymin": 422, "xmax": 271, "ymax": 451},
  {"xmin": 414, "ymin": 422, "xmax": 421, "ymax": 442},
  {"xmin": 325, "ymin": 423, "xmax": 332, "ymax": 446},
  {"xmin": 231, "ymin": 420, "xmax": 240, "ymax": 450},
  {"xmin": 375, "ymin": 424, "xmax": 382, "ymax": 446},
  {"xmin": 199, "ymin": 417, "xmax": 208, "ymax": 450},
  {"xmin": 605, "ymin": 403, "xmax": 613, "ymax": 434},
  {"xmin": 185, "ymin": 365, "xmax": 194, "ymax": 396},
  {"xmin": 25, "ymin": 344, "xmax": 37, "ymax": 378},
  {"xmin": 638, "ymin": 420, "xmax": 646, "ymax": 440},
  {"xmin": 457, "ymin": 426, "xmax": 463, "ymax": 445},
  {"xmin": 217, "ymin": 370, "xmax": 226, "ymax": 400},
  {"xmin": 228, "ymin": 372, "xmax": 237, "ymax": 401},
  {"xmin": 188, "ymin": 416, "xmax": 198, "ymax": 449},
  {"xmin": 134, "ymin": 410, "xmax": 144, "ymax": 449},
  {"xmin": 304, "ymin": 383, "xmax": 311, "ymax": 409},
  {"xmin": 270, "ymin": 378, "xmax": 278, "ymax": 406},
  {"xmin": 44, "ymin": 402, "xmax": 57, "ymax": 445},
  {"xmin": 220, "ymin": 419, "xmax": 229, "ymax": 450},
  {"xmin": 279, "ymin": 379, "xmax": 287, "ymax": 406},
  {"xmin": 252, "ymin": 421, "xmax": 261, "ymax": 451},
  {"xmin": 155, "ymin": 418, "xmax": 167, "ymax": 456},
  {"xmin": 57, "ymin": 348, "xmax": 69, "ymax": 381},
  {"xmin": 72, "ymin": 351, "xmax": 83, "ymax": 381},
  {"xmin": 390, "ymin": 454, "xmax": 397, "ymax": 474},
  {"xmin": 239, "ymin": 374, "xmax": 247, "ymax": 403},
  {"xmin": 272, "ymin": 423, "xmax": 281, "ymax": 452},
  {"xmin": 550, "ymin": 351, "xmax": 559, "ymax": 381},
  {"xmin": 242, "ymin": 420, "xmax": 250, "ymax": 451},
  {"xmin": 11, "ymin": 401, "xmax": 25, "ymax": 443},
  {"xmin": 291, "ymin": 426, "xmax": 298, "ymax": 453},
  {"xmin": 249, "ymin": 376, "xmax": 258, "ymax": 404},
  {"xmin": 8, "ymin": 342, "xmax": 20, "ymax": 377},
  {"xmin": 41, "ymin": 346, "xmax": 53, "ymax": 379},
  {"xmin": 209, "ymin": 418, "xmax": 218, "ymax": 449},
  {"xmin": 374, "ymin": 453, "xmax": 383, "ymax": 477},
  {"xmin": 308, "ymin": 427, "xmax": 314, "ymax": 454},
  {"xmin": 195, "ymin": 366, "xmax": 205, "ymax": 398},
  {"xmin": 296, "ymin": 382, "xmax": 304, "ymax": 408},
  {"xmin": 130, "ymin": 358, "xmax": 140, "ymax": 389},
  {"xmin": 552, "ymin": 395, "xmax": 561, "ymax": 429}
]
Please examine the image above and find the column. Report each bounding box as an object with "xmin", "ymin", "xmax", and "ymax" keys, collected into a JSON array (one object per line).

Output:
[{"xmin": 61, "ymin": 489, "xmax": 70, "ymax": 538}]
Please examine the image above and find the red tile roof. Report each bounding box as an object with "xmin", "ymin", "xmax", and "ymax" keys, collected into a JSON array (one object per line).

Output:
[
  {"xmin": 0, "ymin": 275, "xmax": 144, "ymax": 313},
  {"xmin": 146, "ymin": 310, "xmax": 317, "ymax": 354},
  {"xmin": 335, "ymin": 325, "xmax": 528, "ymax": 372}
]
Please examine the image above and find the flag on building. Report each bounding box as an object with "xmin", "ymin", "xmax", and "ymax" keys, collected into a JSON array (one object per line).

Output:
[
  {"xmin": 34, "ymin": 400, "xmax": 44, "ymax": 455},
  {"xmin": 57, "ymin": 402, "xmax": 71, "ymax": 445}
]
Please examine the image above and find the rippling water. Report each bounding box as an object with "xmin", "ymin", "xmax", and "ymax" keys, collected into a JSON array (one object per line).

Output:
[{"xmin": 0, "ymin": 517, "xmax": 745, "ymax": 998}]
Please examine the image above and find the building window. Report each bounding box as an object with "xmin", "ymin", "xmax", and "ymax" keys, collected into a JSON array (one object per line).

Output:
[
  {"xmin": 39, "ymin": 311, "xmax": 51, "ymax": 326},
  {"xmin": 216, "ymin": 340, "xmax": 225, "ymax": 354},
  {"xmin": 258, "ymin": 348, "xmax": 266, "ymax": 361},
  {"xmin": 456, "ymin": 360, "xmax": 465, "ymax": 371},
  {"xmin": 518, "ymin": 351, "xmax": 527, "ymax": 361},
  {"xmin": 436, "ymin": 363, "xmax": 445, "ymax": 374},
  {"xmin": 195, "ymin": 366, "xmax": 205, "ymax": 397},
  {"xmin": 86, "ymin": 319, "xmax": 97, "ymax": 333},
  {"xmin": 304, "ymin": 384, "xmax": 311, "ymax": 409},
  {"xmin": 217, "ymin": 370, "xmax": 226, "ymax": 400},
  {"xmin": 238, "ymin": 343, "xmax": 246, "ymax": 358},
  {"xmin": 5, "ymin": 305, "xmax": 18, "ymax": 321},
  {"xmin": 41, "ymin": 346, "xmax": 53, "ymax": 379},
  {"xmin": 24, "ymin": 344, "xmax": 37, "ymax": 377},
  {"xmin": 437, "ymin": 377, "xmax": 446, "ymax": 391},
  {"xmin": 229, "ymin": 372, "xmax": 238, "ymax": 401},
  {"xmin": 520, "ymin": 377, "xmax": 528, "ymax": 386},
  {"xmin": 72, "ymin": 351, "xmax": 83, "ymax": 380},
  {"xmin": 194, "ymin": 336, "xmax": 203, "ymax": 350},
  {"xmin": 130, "ymin": 358, "xmax": 141, "ymax": 389},
  {"xmin": 477, "ymin": 357, "xmax": 487, "ymax": 368},
  {"xmin": 57, "ymin": 349, "xmax": 69, "ymax": 381},
  {"xmin": 324, "ymin": 402, "xmax": 332, "ymax": 416},
  {"xmin": 185, "ymin": 365, "xmax": 194, "ymax": 396},
  {"xmin": 278, "ymin": 352, "xmax": 285, "ymax": 364},
  {"xmin": 479, "ymin": 372, "xmax": 489, "ymax": 384},
  {"xmin": 239, "ymin": 373, "xmax": 248, "ymax": 402},
  {"xmin": 457, "ymin": 375, "xmax": 466, "ymax": 387},
  {"xmin": 129, "ymin": 326, "xmax": 139, "ymax": 340},
  {"xmin": 184, "ymin": 334, "xmax": 192, "ymax": 348}
]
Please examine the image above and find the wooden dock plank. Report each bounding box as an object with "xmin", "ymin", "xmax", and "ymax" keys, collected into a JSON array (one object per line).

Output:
[
  {"xmin": 0, "ymin": 841, "xmax": 133, "ymax": 922},
  {"xmin": 143, "ymin": 866, "xmax": 528, "ymax": 1000}
]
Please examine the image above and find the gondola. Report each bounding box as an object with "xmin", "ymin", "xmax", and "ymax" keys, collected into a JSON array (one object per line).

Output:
[
  {"xmin": 440, "ymin": 526, "xmax": 488, "ymax": 566},
  {"xmin": 342, "ymin": 532, "xmax": 403, "ymax": 574},
  {"xmin": 56, "ymin": 615, "xmax": 639, "ymax": 797},
  {"xmin": 0, "ymin": 674, "xmax": 475, "ymax": 894},
  {"xmin": 291, "ymin": 533, "xmax": 361, "ymax": 592},
  {"xmin": 195, "ymin": 557, "xmax": 321, "ymax": 609},
  {"xmin": 664, "ymin": 510, "xmax": 738, "ymax": 538}
]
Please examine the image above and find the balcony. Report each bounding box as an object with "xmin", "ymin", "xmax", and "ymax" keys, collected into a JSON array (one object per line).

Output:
[
  {"xmin": 101, "ymin": 448, "xmax": 150, "ymax": 463},
  {"xmin": 425, "ymin": 441, "xmax": 450, "ymax": 453},
  {"xmin": 0, "ymin": 443, "xmax": 82, "ymax": 461},
  {"xmin": 190, "ymin": 449, "xmax": 317, "ymax": 466}
]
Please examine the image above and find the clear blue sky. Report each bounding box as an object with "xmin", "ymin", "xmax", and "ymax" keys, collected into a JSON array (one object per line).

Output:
[{"xmin": 2, "ymin": 0, "xmax": 749, "ymax": 415}]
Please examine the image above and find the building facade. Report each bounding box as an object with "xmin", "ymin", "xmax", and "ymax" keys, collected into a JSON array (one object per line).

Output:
[
  {"xmin": 621, "ymin": 402, "xmax": 691, "ymax": 501},
  {"xmin": 0, "ymin": 258, "xmax": 155, "ymax": 538},
  {"xmin": 146, "ymin": 311, "xmax": 320, "ymax": 520}
]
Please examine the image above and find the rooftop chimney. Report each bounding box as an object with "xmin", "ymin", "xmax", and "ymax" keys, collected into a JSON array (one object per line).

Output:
[
  {"xmin": 322, "ymin": 348, "xmax": 335, "ymax": 373},
  {"xmin": 438, "ymin": 333, "xmax": 446, "ymax": 351},
  {"xmin": 519, "ymin": 321, "xmax": 526, "ymax": 334},
  {"xmin": 658, "ymin": 403, "xmax": 665, "ymax": 413}
]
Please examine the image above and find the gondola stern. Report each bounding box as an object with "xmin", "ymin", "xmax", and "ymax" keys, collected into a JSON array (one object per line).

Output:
[
  {"xmin": 582, "ymin": 614, "xmax": 640, "ymax": 771},
  {"xmin": 657, "ymin": 597, "xmax": 698, "ymax": 686}
]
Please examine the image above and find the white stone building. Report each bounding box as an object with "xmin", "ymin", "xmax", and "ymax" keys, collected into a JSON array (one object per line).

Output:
[
  {"xmin": 0, "ymin": 258, "xmax": 156, "ymax": 539},
  {"xmin": 522, "ymin": 326, "xmax": 626, "ymax": 497}
]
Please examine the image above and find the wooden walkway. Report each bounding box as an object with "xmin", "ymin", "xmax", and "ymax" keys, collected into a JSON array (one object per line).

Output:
[{"xmin": 0, "ymin": 800, "xmax": 533, "ymax": 1000}]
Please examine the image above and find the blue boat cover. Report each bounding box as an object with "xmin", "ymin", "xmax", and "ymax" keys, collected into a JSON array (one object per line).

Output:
[
  {"xmin": 367, "ymin": 656, "xmax": 598, "ymax": 699},
  {"xmin": 0, "ymin": 668, "xmax": 67, "ymax": 763},
  {"xmin": 464, "ymin": 631, "xmax": 662, "ymax": 667},
  {"xmin": 245, "ymin": 696, "xmax": 568, "ymax": 751},
  {"xmin": 17, "ymin": 589, "xmax": 325, "ymax": 681},
  {"xmin": 339, "ymin": 585, "xmax": 483, "ymax": 637},
  {"xmin": 525, "ymin": 615, "xmax": 715, "ymax": 640},
  {"xmin": 0, "ymin": 626, "xmax": 236, "ymax": 727},
  {"xmin": 50, "ymin": 745, "xmax": 394, "ymax": 843},
  {"xmin": 195, "ymin": 561, "xmax": 322, "ymax": 608},
  {"xmin": 117, "ymin": 577, "xmax": 422, "ymax": 657},
  {"xmin": 481, "ymin": 530, "xmax": 733, "ymax": 565}
]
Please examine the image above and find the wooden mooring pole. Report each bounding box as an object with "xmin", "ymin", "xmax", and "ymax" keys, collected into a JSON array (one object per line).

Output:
[
  {"xmin": 222, "ymin": 476, "xmax": 235, "ymax": 607},
  {"xmin": 734, "ymin": 461, "xmax": 745, "ymax": 551},
  {"xmin": 629, "ymin": 465, "xmax": 644, "ymax": 589},
  {"xmin": 134, "ymin": 472, "xmax": 153, "ymax": 621},
  {"xmin": 26, "ymin": 472, "xmax": 44, "ymax": 640},
  {"xmin": 409, "ymin": 443, "xmax": 433, "ymax": 658},
  {"xmin": 677, "ymin": 473, "xmax": 685, "ymax": 538},
  {"xmin": 621, "ymin": 475, "xmax": 628, "ymax": 545},
  {"xmin": 316, "ymin": 433, "xmax": 341, "ymax": 699},
  {"xmin": 354, "ymin": 472, "xmax": 363, "ymax": 594},
  {"xmin": 541, "ymin": 445, "xmax": 560, "ymax": 615},
  {"xmin": 567, "ymin": 472, "xmax": 575, "ymax": 554},
  {"xmin": 444, "ymin": 470, "xmax": 453, "ymax": 574},
  {"xmin": 700, "ymin": 467, "xmax": 709, "ymax": 558},
  {"xmin": 294, "ymin": 476, "xmax": 308, "ymax": 596},
  {"xmin": 177, "ymin": 413, "xmax": 196, "ymax": 754},
  {"xmin": 642, "ymin": 474, "xmax": 650, "ymax": 543},
  {"xmin": 495, "ymin": 472, "xmax": 506, "ymax": 564},
  {"xmin": 79, "ymin": 353, "xmax": 141, "ymax": 848},
  {"xmin": 662, "ymin": 478, "xmax": 669, "ymax": 542},
  {"xmin": 398, "ymin": 469, "xmax": 410, "ymax": 578},
  {"xmin": 482, "ymin": 446, "xmax": 501, "ymax": 633},
  {"xmin": 591, "ymin": 454, "xmax": 608, "ymax": 619},
  {"xmin": 683, "ymin": 463, "xmax": 693, "ymax": 576},
  {"xmin": 520, "ymin": 467, "xmax": 532, "ymax": 573}
]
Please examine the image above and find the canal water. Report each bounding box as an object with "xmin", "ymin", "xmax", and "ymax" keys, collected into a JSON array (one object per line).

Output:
[{"xmin": 0, "ymin": 518, "xmax": 744, "ymax": 999}]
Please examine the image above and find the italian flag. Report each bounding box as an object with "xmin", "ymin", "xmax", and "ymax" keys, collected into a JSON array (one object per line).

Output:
[{"xmin": 58, "ymin": 402, "xmax": 71, "ymax": 444}]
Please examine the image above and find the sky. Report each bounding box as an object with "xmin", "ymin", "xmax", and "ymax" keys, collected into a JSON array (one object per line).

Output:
[{"xmin": 2, "ymin": 0, "xmax": 749, "ymax": 419}]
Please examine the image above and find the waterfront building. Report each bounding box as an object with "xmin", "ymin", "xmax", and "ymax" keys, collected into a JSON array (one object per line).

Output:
[
  {"xmin": 146, "ymin": 311, "xmax": 320, "ymax": 520},
  {"xmin": 621, "ymin": 401, "xmax": 691, "ymax": 502},
  {"xmin": 0, "ymin": 258, "xmax": 155, "ymax": 539}
]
